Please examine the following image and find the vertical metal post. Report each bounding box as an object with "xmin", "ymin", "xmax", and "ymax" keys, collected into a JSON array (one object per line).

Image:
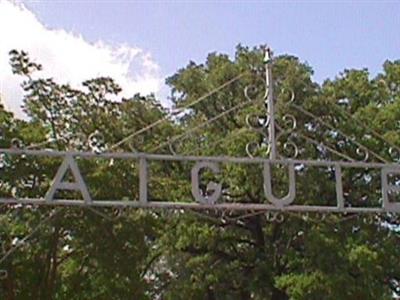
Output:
[
  {"xmin": 139, "ymin": 157, "xmax": 148, "ymax": 204},
  {"xmin": 335, "ymin": 164, "xmax": 344, "ymax": 209},
  {"xmin": 265, "ymin": 47, "xmax": 276, "ymax": 159}
]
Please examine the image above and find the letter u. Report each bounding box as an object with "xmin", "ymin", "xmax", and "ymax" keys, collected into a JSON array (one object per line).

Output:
[{"xmin": 263, "ymin": 162, "xmax": 296, "ymax": 208}]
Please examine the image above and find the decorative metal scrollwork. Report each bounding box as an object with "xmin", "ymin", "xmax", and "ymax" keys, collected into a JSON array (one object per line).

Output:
[
  {"xmin": 246, "ymin": 141, "xmax": 270, "ymax": 158},
  {"xmin": 245, "ymin": 114, "xmax": 269, "ymax": 130},
  {"xmin": 10, "ymin": 138, "xmax": 24, "ymax": 149},
  {"xmin": 266, "ymin": 212, "xmax": 285, "ymax": 223},
  {"xmin": 0, "ymin": 153, "xmax": 7, "ymax": 169},
  {"xmin": 337, "ymin": 140, "xmax": 346, "ymax": 148},
  {"xmin": 362, "ymin": 215, "xmax": 375, "ymax": 225},
  {"xmin": 244, "ymin": 80, "xmax": 272, "ymax": 158},
  {"xmin": 275, "ymin": 113, "xmax": 299, "ymax": 159},
  {"xmin": 165, "ymin": 134, "xmax": 195, "ymax": 155},
  {"xmin": 280, "ymin": 87, "xmax": 296, "ymax": 103},
  {"xmin": 282, "ymin": 114, "xmax": 297, "ymax": 130},
  {"xmin": 283, "ymin": 141, "xmax": 299, "ymax": 158},
  {"xmin": 244, "ymin": 85, "xmax": 259, "ymax": 102},
  {"xmin": 388, "ymin": 147, "xmax": 400, "ymax": 162},
  {"xmin": 355, "ymin": 147, "xmax": 369, "ymax": 162},
  {"xmin": 88, "ymin": 131, "xmax": 107, "ymax": 153},
  {"xmin": 128, "ymin": 135, "xmax": 144, "ymax": 153},
  {"xmin": 245, "ymin": 67, "xmax": 301, "ymax": 160},
  {"xmin": 168, "ymin": 142, "xmax": 177, "ymax": 155}
]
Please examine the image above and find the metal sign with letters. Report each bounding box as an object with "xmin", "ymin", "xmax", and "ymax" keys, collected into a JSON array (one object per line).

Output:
[
  {"xmin": 0, "ymin": 148, "xmax": 399, "ymax": 213},
  {"xmin": 1, "ymin": 47, "xmax": 399, "ymax": 214}
]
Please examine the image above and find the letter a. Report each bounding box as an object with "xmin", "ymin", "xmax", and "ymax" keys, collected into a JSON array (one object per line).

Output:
[{"xmin": 45, "ymin": 155, "xmax": 92, "ymax": 203}]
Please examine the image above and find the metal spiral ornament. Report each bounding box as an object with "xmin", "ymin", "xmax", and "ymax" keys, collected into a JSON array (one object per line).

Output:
[
  {"xmin": 245, "ymin": 141, "xmax": 271, "ymax": 158},
  {"xmin": 276, "ymin": 86, "xmax": 300, "ymax": 159},
  {"xmin": 275, "ymin": 112, "xmax": 299, "ymax": 159},
  {"xmin": 245, "ymin": 113, "xmax": 270, "ymax": 154},
  {"xmin": 280, "ymin": 87, "xmax": 296, "ymax": 103},
  {"xmin": 243, "ymin": 49, "xmax": 274, "ymax": 159},
  {"xmin": 266, "ymin": 212, "xmax": 285, "ymax": 223},
  {"xmin": 283, "ymin": 141, "xmax": 299, "ymax": 158},
  {"xmin": 10, "ymin": 138, "xmax": 24, "ymax": 149},
  {"xmin": 168, "ymin": 142, "xmax": 178, "ymax": 155},
  {"xmin": 88, "ymin": 130, "xmax": 107, "ymax": 154},
  {"xmin": 170, "ymin": 134, "xmax": 194, "ymax": 155},
  {"xmin": 128, "ymin": 135, "xmax": 144, "ymax": 153},
  {"xmin": 245, "ymin": 114, "xmax": 269, "ymax": 131},
  {"xmin": 282, "ymin": 114, "xmax": 297, "ymax": 131},
  {"xmin": 244, "ymin": 47, "xmax": 300, "ymax": 160},
  {"xmin": 362, "ymin": 215, "xmax": 375, "ymax": 225},
  {"xmin": 355, "ymin": 146, "xmax": 369, "ymax": 162},
  {"xmin": 244, "ymin": 85, "xmax": 260, "ymax": 102},
  {"xmin": 0, "ymin": 153, "xmax": 7, "ymax": 170},
  {"xmin": 388, "ymin": 147, "xmax": 400, "ymax": 162},
  {"xmin": 244, "ymin": 81, "xmax": 272, "ymax": 158},
  {"xmin": 337, "ymin": 140, "xmax": 346, "ymax": 148}
]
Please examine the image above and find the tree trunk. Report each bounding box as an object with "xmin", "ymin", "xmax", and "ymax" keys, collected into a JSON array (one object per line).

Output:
[
  {"xmin": 2, "ymin": 264, "xmax": 16, "ymax": 300},
  {"xmin": 271, "ymin": 287, "xmax": 289, "ymax": 300}
]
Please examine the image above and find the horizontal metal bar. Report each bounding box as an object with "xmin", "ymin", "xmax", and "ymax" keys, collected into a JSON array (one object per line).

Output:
[
  {"xmin": 1, "ymin": 148, "xmax": 398, "ymax": 169},
  {"xmin": 0, "ymin": 198, "xmax": 386, "ymax": 213}
]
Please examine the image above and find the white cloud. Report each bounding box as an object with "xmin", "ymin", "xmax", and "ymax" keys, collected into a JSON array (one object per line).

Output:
[{"xmin": 0, "ymin": 0, "xmax": 163, "ymax": 118}]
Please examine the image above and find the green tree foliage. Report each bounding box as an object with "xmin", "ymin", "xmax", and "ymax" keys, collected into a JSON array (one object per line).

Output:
[
  {"xmin": 1, "ymin": 50, "xmax": 176, "ymax": 300},
  {"xmin": 0, "ymin": 47, "xmax": 399, "ymax": 299}
]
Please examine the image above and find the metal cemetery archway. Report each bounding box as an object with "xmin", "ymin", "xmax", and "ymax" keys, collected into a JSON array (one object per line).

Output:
[
  {"xmin": 1, "ymin": 47, "xmax": 400, "ymax": 214},
  {"xmin": 1, "ymin": 149, "xmax": 399, "ymax": 213}
]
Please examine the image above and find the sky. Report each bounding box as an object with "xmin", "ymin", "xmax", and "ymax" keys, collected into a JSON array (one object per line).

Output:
[{"xmin": 0, "ymin": 0, "xmax": 399, "ymax": 118}]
